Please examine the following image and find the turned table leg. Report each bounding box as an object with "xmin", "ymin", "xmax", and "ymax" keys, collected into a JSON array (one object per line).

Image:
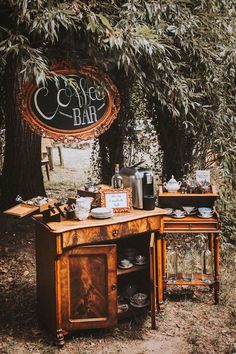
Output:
[
  {"xmin": 208, "ymin": 232, "xmax": 214, "ymax": 253},
  {"xmin": 208, "ymin": 233, "xmax": 214, "ymax": 292},
  {"xmin": 162, "ymin": 237, "xmax": 167, "ymax": 301},
  {"xmin": 214, "ymin": 235, "xmax": 220, "ymax": 304},
  {"xmin": 54, "ymin": 329, "xmax": 65, "ymax": 347},
  {"xmin": 157, "ymin": 236, "xmax": 164, "ymax": 310}
]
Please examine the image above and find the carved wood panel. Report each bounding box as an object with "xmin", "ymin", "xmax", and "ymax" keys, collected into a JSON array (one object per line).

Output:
[
  {"xmin": 62, "ymin": 216, "xmax": 161, "ymax": 249},
  {"xmin": 59, "ymin": 244, "xmax": 117, "ymax": 330}
]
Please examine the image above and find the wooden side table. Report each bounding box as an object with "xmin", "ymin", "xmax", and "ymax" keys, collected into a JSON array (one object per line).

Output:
[{"xmin": 157, "ymin": 215, "xmax": 221, "ymax": 308}]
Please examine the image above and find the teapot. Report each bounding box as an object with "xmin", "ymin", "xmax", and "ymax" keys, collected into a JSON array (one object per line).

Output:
[{"xmin": 163, "ymin": 175, "xmax": 181, "ymax": 192}]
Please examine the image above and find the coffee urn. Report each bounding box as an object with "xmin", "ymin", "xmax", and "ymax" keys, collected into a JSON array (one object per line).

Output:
[{"xmin": 120, "ymin": 167, "xmax": 154, "ymax": 209}]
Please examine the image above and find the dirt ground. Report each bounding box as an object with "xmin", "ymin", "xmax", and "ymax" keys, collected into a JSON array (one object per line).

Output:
[{"xmin": 0, "ymin": 147, "xmax": 235, "ymax": 354}]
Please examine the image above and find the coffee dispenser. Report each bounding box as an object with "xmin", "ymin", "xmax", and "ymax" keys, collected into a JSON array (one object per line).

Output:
[{"xmin": 120, "ymin": 167, "xmax": 154, "ymax": 209}]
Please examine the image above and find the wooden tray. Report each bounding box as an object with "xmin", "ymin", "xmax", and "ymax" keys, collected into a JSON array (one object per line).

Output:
[
  {"xmin": 4, "ymin": 203, "xmax": 39, "ymax": 218},
  {"xmin": 3, "ymin": 199, "xmax": 57, "ymax": 218}
]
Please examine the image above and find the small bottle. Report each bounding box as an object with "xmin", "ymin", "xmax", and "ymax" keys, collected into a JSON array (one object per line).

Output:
[
  {"xmin": 111, "ymin": 164, "xmax": 123, "ymax": 189},
  {"xmin": 167, "ymin": 246, "xmax": 177, "ymax": 282},
  {"xmin": 202, "ymin": 246, "xmax": 213, "ymax": 283},
  {"xmin": 182, "ymin": 249, "xmax": 194, "ymax": 282}
]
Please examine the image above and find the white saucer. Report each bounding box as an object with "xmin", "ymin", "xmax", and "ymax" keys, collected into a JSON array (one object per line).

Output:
[
  {"xmin": 133, "ymin": 261, "xmax": 148, "ymax": 266},
  {"xmin": 91, "ymin": 207, "xmax": 113, "ymax": 214},
  {"xmin": 197, "ymin": 214, "xmax": 213, "ymax": 219},
  {"xmin": 91, "ymin": 214, "xmax": 113, "ymax": 219},
  {"xmin": 130, "ymin": 300, "xmax": 150, "ymax": 308},
  {"xmin": 171, "ymin": 214, "xmax": 185, "ymax": 218},
  {"xmin": 118, "ymin": 263, "xmax": 134, "ymax": 269}
]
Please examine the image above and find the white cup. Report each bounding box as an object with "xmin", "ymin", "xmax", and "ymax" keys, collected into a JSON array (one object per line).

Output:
[
  {"xmin": 75, "ymin": 197, "xmax": 92, "ymax": 220},
  {"xmin": 120, "ymin": 259, "xmax": 131, "ymax": 267},
  {"xmin": 173, "ymin": 209, "xmax": 185, "ymax": 217},
  {"xmin": 199, "ymin": 210, "xmax": 213, "ymax": 217}
]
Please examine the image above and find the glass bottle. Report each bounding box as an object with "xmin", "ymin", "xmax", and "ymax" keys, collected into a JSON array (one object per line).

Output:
[
  {"xmin": 167, "ymin": 246, "xmax": 177, "ymax": 282},
  {"xmin": 192, "ymin": 247, "xmax": 203, "ymax": 281},
  {"xmin": 202, "ymin": 246, "xmax": 213, "ymax": 283},
  {"xmin": 111, "ymin": 164, "xmax": 123, "ymax": 189},
  {"xmin": 182, "ymin": 248, "xmax": 194, "ymax": 282}
]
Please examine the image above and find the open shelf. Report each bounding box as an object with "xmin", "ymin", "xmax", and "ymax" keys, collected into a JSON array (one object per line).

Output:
[
  {"xmin": 166, "ymin": 273, "xmax": 214, "ymax": 286},
  {"xmin": 117, "ymin": 264, "xmax": 148, "ymax": 276},
  {"xmin": 158, "ymin": 185, "xmax": 218, "ymax": 197},
  {"xmin": 118, "ymin": 302, "xmax": 149, "ymax": 320}
]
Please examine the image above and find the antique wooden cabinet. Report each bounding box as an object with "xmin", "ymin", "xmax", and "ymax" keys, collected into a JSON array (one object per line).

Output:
[
  {"xmin": 158, "ymin": 186, "xmax": 220, "ymax": 306},
  {"xmin": 34, "ymin": 209, "xmax": 166, "ymax": 346}
]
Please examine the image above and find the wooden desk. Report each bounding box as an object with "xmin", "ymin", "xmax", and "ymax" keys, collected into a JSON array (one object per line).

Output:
[{"xmin": 34, "ymin": 208, "xmax": 167, "ymax": 346}]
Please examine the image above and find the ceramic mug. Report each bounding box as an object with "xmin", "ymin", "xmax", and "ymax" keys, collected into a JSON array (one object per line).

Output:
[
  {"xmin": 199, "ymin": 210, "xmax": 213, "ymax": 217},
  {"xmin": 75, "ymin": 197, "xmax": 92, "ymax": 220},
  {"xmin": 120, "ymin": 259, "xmax": 131, "ymax": 267},
  {"xmin": 143, "ymin": 195, "xmax": 156, "ymax": 210},
  {"xmin": 198, "ymin": 208, "xmax": 213, "ymax": 217}
]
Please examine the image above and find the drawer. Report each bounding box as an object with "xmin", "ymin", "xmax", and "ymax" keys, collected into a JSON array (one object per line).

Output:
[
  {"xmin": 62, "ymin": 216, "xmax": 160, "ymax": 249},
  {"xmin": 163, "ymin": 221, "xmax": 219, "ymax": 233}
]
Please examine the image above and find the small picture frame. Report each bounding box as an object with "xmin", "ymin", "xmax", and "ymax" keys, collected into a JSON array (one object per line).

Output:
[
  {"xmin": 196, "ymin": 170, "xmax": 211, "ymax": 184},
  {"xmin": 100, "ymin": 188, "xmax": 132, "ymax": 213}
]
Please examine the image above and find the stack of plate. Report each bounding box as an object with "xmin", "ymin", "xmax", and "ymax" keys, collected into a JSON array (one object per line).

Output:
[{"xmin": 91, "ymin": 207, "xmax": 113, "ymax": 219}]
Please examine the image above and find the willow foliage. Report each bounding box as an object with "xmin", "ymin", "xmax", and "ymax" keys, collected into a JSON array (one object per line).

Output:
[{"xmin": 0, "ymin": 0, "xmax": 235, "ymax": 238}]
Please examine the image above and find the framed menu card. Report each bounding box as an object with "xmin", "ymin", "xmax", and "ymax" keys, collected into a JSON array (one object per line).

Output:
[{"xmin": 101, "ymin": 188, "xmax": 132, "ymax": 212}]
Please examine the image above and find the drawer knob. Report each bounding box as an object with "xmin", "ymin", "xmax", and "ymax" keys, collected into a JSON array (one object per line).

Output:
[
  {"xmin": 111, "ymin": 284, "xmax": 117, "ymax": 291},
  {"xmin": 112, "ymin": 230, "xmax": 119, "ymax": 237},
  {"xmin": 188, "ymin": 224, "xmax": 193, "ymax": 229},
  {"xmin": 72, "ymin": 233, "xmax": 79, "ymax": 244}
]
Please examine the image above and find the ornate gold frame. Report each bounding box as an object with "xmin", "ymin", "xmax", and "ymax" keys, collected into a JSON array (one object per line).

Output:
[
  {"xmin": 20, "ymin": 64, "xmax": 120, "ymax": 142},
  {"xmin": 100, "ymin": 188, "xmax": 132, "ymax": 213}
]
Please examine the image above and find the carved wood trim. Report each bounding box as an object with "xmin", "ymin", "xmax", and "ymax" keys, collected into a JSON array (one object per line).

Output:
[
  {"xmin": 20, "ymin": 64, "xmax": 120, "ymax": 142},
  {"xmin": 100, "ymin": 188, "xmax": 132, "ymax": 213}
]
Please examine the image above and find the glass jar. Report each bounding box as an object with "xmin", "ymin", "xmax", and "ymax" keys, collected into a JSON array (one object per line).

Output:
[
  {"xmin": 167, "ymin": 246, "xmax": 177, "ymax": 282},
  {"xmin": 182, "ymin": 249, "xmax": 194, "ymax": 282},
  {"xmin": 192, "ymin": 248, "xmax": 203, "ymax": 281},
  {"xmin": 202, "ymin": 247, "xmax": 213, "ymax": 283}
]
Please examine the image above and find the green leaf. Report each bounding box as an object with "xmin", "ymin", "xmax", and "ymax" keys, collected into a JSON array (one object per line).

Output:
[{"xmin": 97, "ymin": 13, "xmax": 113, "ymax": 31}]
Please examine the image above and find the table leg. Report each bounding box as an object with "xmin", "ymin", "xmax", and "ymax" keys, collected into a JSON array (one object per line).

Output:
[
  {"xmin": 162, "ymin": 237, "xmax": 167, "ymax": 301},
  {"xmin": 209, "ymin": 233, "xmax": 214, "ymax": 253},
  {"xmin": 214, "ymin": 235, "xmax": 220, "ymax": 304},
  {"xmin": 157, "ymin": 236, "xmax": 164, "ymax": 309}
]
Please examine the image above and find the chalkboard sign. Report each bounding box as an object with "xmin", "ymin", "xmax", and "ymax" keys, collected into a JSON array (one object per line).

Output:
[{"xmin": 20, "ymin": 66, "xmax": 120, "ymax": 141}]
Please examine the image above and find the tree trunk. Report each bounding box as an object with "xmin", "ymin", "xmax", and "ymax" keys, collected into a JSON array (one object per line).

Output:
[
  {"xmin": 0, "ymin": 57, "xmax": 45, "ymax": 210},
  {"xmin": 151, "ymin": 104, "xmax": 194, "ymax": 180},
  {"xmin": 99, "ymin": 119, "xmax": 125, "ymax": 184},
  {"xmin": 98, "ymin": 73, "xmax": 132, "ymax": 184}
]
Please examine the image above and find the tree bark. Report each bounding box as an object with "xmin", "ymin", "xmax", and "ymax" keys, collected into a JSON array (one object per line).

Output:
[
  {"xmin": 98, "ymin": 73, "xmax": 132, "ymax": 184},
  {"xmin": 99, "ymin": 119, "xmax": 125, "ymax": 184},
  {"xmin": 0, "ymin": 56, "xmax": 45, "ymax": 210},
  {"xmin": 151, "ymin": 104, "xmax": 194, "ymax": 180}
]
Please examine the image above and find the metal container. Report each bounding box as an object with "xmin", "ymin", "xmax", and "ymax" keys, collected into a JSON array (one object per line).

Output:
[{"xmin": 120, "ymin": 167, "xmax": 154, "ymax": 209}]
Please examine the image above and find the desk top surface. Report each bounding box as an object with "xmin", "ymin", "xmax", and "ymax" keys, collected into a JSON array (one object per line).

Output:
[{"xmin": 39, "ymin": 208, "xmax": 167, "ymax": 234}]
